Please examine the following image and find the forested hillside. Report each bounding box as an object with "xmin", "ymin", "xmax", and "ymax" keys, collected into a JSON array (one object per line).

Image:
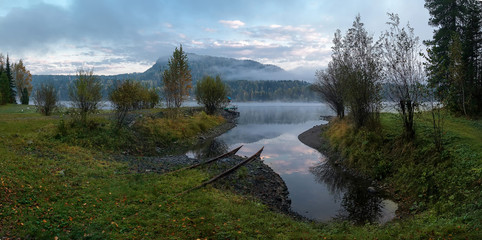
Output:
[
  {"xmin": 225, "ymin": 80, "xmax": 317, "ymax": 102},
  {"xmin": 31, "ymin": 75, "xmax": 317, "ymax": 102},
  {"xmin": 32, "ymin": 53, "xmax": 317, "ymax": 102},
  {"xmin": 145, "ymin": 53, "xmax": 287, "ymax": 82}
]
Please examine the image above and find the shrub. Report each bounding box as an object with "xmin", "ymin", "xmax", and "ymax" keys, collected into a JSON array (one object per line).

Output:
[
  {"xmin": 147, "ymin": 88, "xmax": 160, "ymax": 108},
  {"xmin": 69, "ymin": 68, "xmax": 102, "ymax": 123},
  {"xmin": 34, "ymin": 83, "xmax": 58, "ymax": 116},
  {"xmin": 109, "ymin": 80, "xmax": 158, "ymax": 128},
  {"xmin": 196, "ymin": 75, "xmax": 228, "ymax": 114}
]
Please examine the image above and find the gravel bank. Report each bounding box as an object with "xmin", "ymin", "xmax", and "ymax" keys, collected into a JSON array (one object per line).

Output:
[
  {"xmin": 115, "ymin": 153, "xmax": 294, "ymax": 215},
  {"xmin": 114, "ymin": 112, "xmax": 297, "ymax": 217}
]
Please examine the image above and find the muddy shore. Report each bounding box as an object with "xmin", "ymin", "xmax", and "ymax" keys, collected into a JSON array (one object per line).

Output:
[
  {"xmin": 116, "ymin": 113, "xmax": 299, "ymax": 218},
  {"xmin": 116, "ymin": 151, "xmax": 294, "ymax": 216},
  {"xmin": 298, "ymin": 124, "xmax": 325, "ymax": 150}
]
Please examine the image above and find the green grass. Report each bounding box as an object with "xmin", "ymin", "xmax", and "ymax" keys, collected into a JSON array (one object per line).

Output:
[
  {"xmin": 1, "ymin": 104, "xmax": 481, "ymax": 239},
  {"xmin": 323, "ymin": 112, "xmax": 482, "ymax": 238},
  {"xmin": 0, "ymin": 105, "xmax": 329, "ymax": 239},
  {"xmin": 0, "ymin": 104, "xmax": 37, "ymax": 114},
  {"xmin": 52, "ymin": 108, "xmax": 224, "ymax": 155}
]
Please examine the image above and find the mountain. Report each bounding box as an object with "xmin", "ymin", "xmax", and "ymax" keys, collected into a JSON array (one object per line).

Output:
[
  {"xmin": 140, "ymin": 53, "xmax": 287, "ymax": 82},
  {"xmin": 33, "ymin": 53, "xmax": 290, "ymax": 84},
  {"xmin": 31, "ymin": 54, "xmax": 316, "ymax": 101}
]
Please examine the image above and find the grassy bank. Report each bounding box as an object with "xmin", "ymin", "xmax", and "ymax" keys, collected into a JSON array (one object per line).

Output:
[
  {"xmin": 1, "ymin": 104, "xmax": 480, "ymax": 239},
  {"xmin": 0, "ymin": 105, "xmax": 327, "ymax": 239},
  {"xmin": 54, "ymin": 108, "xmax": 224, "ymax": 155},
  {"xmin": 323, "ymin": 112, "xmax": 481, "ymax": 238}
]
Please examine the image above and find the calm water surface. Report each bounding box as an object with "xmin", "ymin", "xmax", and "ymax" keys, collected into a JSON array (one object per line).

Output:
[{"xmin": 187, "ymin": 102, "xmax": 397, "ymax": 223}]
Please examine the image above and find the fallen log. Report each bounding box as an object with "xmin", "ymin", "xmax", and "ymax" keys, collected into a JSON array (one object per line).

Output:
[
  {"xmin": 177, "ymin": 147, "xmax": 264, "ymax": 196},
  {"xmin": 166, "ymin": 145, "xmax": 243, "ymax": 175}
]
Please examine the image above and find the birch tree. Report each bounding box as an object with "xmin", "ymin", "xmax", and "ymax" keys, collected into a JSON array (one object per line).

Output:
[
  {"xmin": 381, "ymin": 13, "xmax": 425, "ymax": 139},
  {"xmin": 13, "ymin": 59, "xmax": 33, "ymax": 105}
]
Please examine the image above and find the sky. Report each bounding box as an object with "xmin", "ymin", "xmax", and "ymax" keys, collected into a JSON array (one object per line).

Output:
[{"xmin": 0, "ymin": 0, "xmax": 434, "ymax": 79}]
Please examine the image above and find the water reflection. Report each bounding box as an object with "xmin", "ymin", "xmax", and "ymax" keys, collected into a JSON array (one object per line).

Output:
[
  {"xmin": 218, "ymin": 124, "xmax": 284, "ymax": 145},
  {"xmin": 310, "ymin": 161, "xmax": 391, "ymax": 224},
  {"xmin": 338, "ymin": 186, "xmax": 382, "ymax": 224},
  {"xmin": 189, "ymin": 139, "xmax": 229, "ymax": 159},
  {"xmin": 185, "ymin": 103, "xmax": 396, "ymax": 223}
]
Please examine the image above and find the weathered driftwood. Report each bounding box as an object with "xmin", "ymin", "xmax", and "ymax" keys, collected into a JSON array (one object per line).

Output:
[
  {"xmin": 166, "ymin": 145, "xmax": 243, "ymax": 175},
  {"xmin": 177, "ymin": 147, "xmax": 264, "ymax": 196}
]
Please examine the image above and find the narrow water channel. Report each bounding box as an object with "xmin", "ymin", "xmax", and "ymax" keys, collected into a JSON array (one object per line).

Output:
[{"xmin": 187, "ymin": 102, "xmax": 397, "ymax": 223}]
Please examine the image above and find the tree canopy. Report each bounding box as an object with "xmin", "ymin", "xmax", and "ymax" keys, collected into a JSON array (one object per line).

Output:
[
  {"xmin": 380, "ymin": 13, "xmax": 425, "ymax": 139},
  {"xmin": 69, "ymin": 68, "xmax": 102, "ymax": 123},
  {"xmin": 196, "ymin": 75, "xmax": 228, "ymax": 114},
  {"xmin": 162, "ymin": 44, "xmax": 192, "ymax": 109},
  {"xmin": 424, "ymin": 0, "xmax": 482, "ymax": 115},
  {"xmin": 13, "ymin": 59, "xmax": 33, "ymax": 105}
]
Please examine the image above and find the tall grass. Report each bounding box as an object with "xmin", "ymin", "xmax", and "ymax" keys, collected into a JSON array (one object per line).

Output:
[{"xmin": 324, "ymin": 112, "xmax": 481, "ymax": 237}]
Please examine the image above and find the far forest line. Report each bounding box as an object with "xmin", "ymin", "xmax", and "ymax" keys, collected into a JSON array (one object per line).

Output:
[{"xmin": 31, "ymin": 76, "xmax": 319, "ymax": 102}]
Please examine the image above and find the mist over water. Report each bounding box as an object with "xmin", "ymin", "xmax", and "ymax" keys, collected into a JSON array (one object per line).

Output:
[{"xmin": 187, "ymin": 102, "xmax": 397, "ymax": 223}]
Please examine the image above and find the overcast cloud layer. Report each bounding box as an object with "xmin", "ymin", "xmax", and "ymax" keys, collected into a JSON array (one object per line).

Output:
[{"xmin": 0, "ymin": 0, "xmax": 432, "ymax": 79}]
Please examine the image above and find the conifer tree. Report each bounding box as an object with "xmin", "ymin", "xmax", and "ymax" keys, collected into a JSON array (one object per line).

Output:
[
  {"xmin": 0, "ymin": 72, "xmax": 10, "ymax": 105},
  {"xmin": 424, "ymin": 0, "xmax": 482, "ymax": 115},
  {"xmin": 0, "ymin": 54, "xmax": 4, "ymax": 75},
  {"xmin": 162, "ymin": 44, "xmax": 192, "ymax": 109},
  {"xmin": 5, "ymin": 55, "xmax": 16, "ymax": 104}
]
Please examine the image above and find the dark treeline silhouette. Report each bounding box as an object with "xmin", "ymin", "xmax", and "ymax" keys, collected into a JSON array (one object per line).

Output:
[
  {"xmin": 225, "ymin": 80, "xmax": 317, "ymax": 102},
  {"xmin": 31, "ymin": 75, "xmax": 317, "ymax": 102}
]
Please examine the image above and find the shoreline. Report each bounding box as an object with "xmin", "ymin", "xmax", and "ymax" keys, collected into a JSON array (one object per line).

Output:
[
  {"xmin": 298, "ymin": 124, "xmax": 325, "ymax": 150},
  {"xmin": 297, "ymin": 121, "xmax": 406, "ymax": 223},
  {"xmin": 119, "ymin": 112, "xmax": 301, "ymax": 218},
  {"xmin": 297, "ymin": 122, "xmax": 366, "ymax": 178}
]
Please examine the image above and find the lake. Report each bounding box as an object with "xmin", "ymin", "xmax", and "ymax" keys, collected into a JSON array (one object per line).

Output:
[{"xmin": 187, "ymin": 102, "xmax": 397, "ymax": 223}]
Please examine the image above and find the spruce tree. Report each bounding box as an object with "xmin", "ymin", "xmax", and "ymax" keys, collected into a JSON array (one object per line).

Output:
[
  {"xmin": 0, "ymin": 53, "xmax": 4, "ymax": 75},
  {"xmin": 466, "ymin": 1, "xmax": 482, "ymax": 114},
  {"xmin": 5, "ymin": 56, "xmax": 16, "ymax": 104},
  {"xmin": 0, "ymin": 72, "xmax": 10, "ymax": 105},
  {"xmin": 424, "ymin": 0, "xmax": 482, "ymax": 115}
]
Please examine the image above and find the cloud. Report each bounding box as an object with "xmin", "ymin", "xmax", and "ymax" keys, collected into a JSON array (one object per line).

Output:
[
  {"xmin": 0, "ymin": 0, "xmax": 432, "ymax": 76},
  {"xmin": 204, "ymin": 27, "xmax": 217, "ymax": 32},
  {"xmin": 0, "ymin": 0, "xmax": 182, "ymax": 74},
  {"xmin": 189, "ymin": 23, "xmax": 332, "ymax": 79},
  {"xmin": 219, "ymin": 20, "xmax": 245, "ymax": 29}
]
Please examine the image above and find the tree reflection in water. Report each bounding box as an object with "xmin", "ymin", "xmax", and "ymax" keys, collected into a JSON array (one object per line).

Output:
[
  {"xmin": 189, "ymin": 139, "xmax": 229, "ymax": 159},
  {"xmin": 310, "ymin": 160, "xmax": 382, "ymax": 224}
]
